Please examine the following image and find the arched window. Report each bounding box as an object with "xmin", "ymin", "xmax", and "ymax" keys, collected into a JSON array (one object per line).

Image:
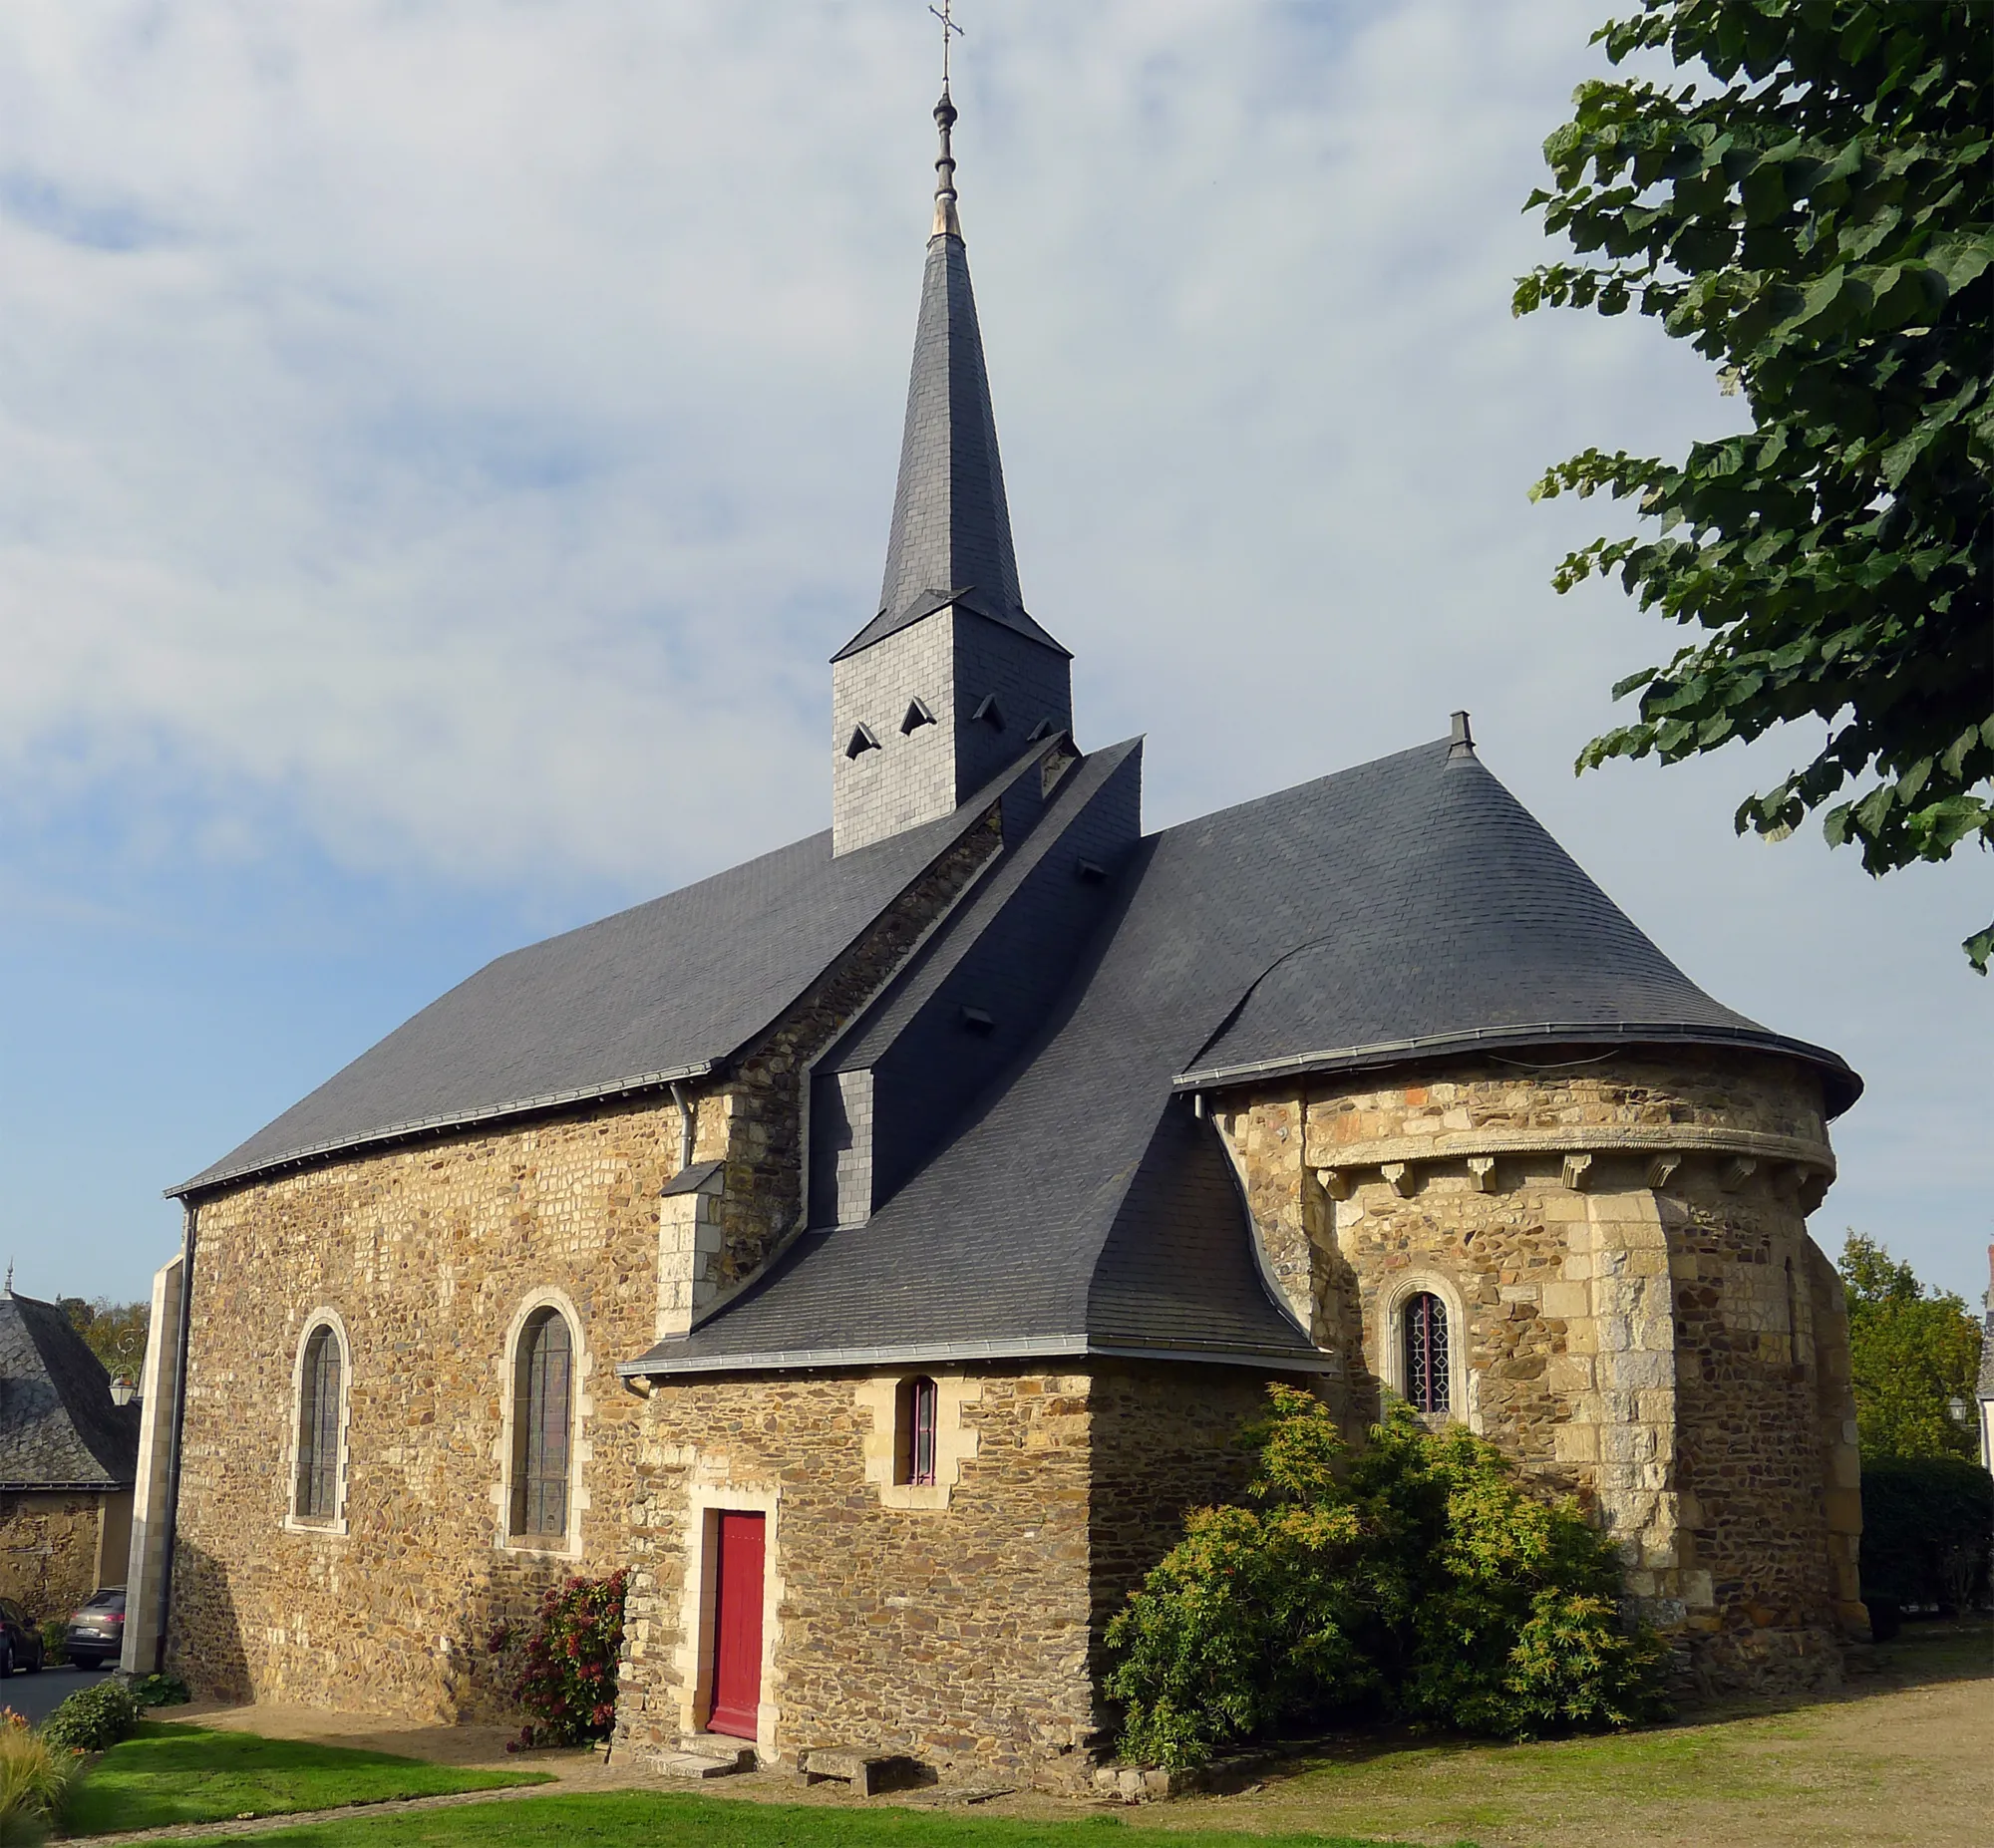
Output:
[
  {"xmin": 895, "ymin": 1377, "xmax": 938, "ymax": 1486},
  {"xmin": 1403, "ymin": 1292, "xmax": 1450, "ymax": 1415},
  {"xmin": 510, "ymin": 1308, "xmax": 573, "ymax": 1539},
  {"xmin": 294, "ymin": 1323, "xmax": 343, "ymax": 1521}
]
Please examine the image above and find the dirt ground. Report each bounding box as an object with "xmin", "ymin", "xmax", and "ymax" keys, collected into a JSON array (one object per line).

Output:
[{"xmin": 166, "ymin": 1618, "xmax": 1993, "ymax": 1847}]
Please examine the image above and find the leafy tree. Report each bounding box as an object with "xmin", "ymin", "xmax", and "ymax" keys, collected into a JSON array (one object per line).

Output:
[
  {"xmin": 1515, "ymin": 1, "xmax": 1993, "ymax": 967},
  {"xmin": 58, "ymin": 1298, "xmax": 151, "ymax": 1383},
  {"xmin": 1838, "ymin": 1231, "xmax": 1981, "ymax": 1459},
  {"xmin": 1104, "ymin": 1388, "xmax": 1670, "ymax": 1767}
]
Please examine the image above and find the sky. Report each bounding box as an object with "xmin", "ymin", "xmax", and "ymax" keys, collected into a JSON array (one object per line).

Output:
[{"xmin": 0, "ymin": 0, "xmax": 1986, "ymax": 1311}]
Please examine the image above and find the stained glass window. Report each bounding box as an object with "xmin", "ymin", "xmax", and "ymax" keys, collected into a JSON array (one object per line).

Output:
[
  {"xmin": 512, "ymin": 1309, "xmax": 573, "ymax": 1538},
  {"xmin": 1404, "ymin": 1292, "xmax": 1450, "ymax": 1414},
  {"xmin": 294, "ymin": 1324, "xmax": 342, "ymax": 1520}
]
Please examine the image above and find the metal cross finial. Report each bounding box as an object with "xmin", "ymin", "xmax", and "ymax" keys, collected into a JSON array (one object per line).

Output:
[{"xmin": 929, "ymin": 1, "xmax": 963, "ymax": 91}]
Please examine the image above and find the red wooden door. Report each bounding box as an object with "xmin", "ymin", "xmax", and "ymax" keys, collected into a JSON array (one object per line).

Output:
[{"xmin": 708, "ymin": 1511, "xmax": 766, "ymax": 1738}]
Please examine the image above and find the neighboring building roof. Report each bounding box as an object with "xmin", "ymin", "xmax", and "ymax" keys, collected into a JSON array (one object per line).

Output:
[
  {"xmin": 172, "ymin": 764, "xmax": 1033, "ymax": 1197},
  {"xmin": 831, "ymin": 227, "xmax": 1067, "ymax": 664},
  {"xmin": 0, "ymin": 1291, "xmax": 140, "ymax": 1491},
  {"xmin": 626, "ymin": 733, "xmax": 1856, "ymax": 1379}
]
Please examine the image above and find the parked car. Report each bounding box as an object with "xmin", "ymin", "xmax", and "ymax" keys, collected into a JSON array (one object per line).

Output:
[
  {"xmin": 0, "ymin": 1600, "xmax": 45, "ymax": 1677},
  {"xmin": 63, "ymin": 1587, "xmax": 126, "ymax": 1670}
]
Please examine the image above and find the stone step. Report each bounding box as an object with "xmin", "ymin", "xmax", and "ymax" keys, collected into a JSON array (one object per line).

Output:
[
  {"xmin": 652, "ymin": 1748, "xmax": 754, "ymax": 1780},
  {"xmin": 800, "ymin": 1745, "xmax": 917, "ymax": 1796}
]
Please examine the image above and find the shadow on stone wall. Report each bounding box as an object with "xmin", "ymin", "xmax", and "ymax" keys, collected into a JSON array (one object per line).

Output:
[
  {"xmin": 1085, "ymin": 1363, "xmax": 1281, "ymax": 1741},
  {"xmin": 166, "ymin": 1540, "xmax": 251, "ymax": 1701},
  {"xmin": 441, "ymin": 1558, "xmax": 583, "ymax": 1725}
]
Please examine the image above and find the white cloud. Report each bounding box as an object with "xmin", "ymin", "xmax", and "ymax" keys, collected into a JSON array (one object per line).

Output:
[{"xmin": 0, "ymin": 0, "xmax": 1985, "ymax": 1294}]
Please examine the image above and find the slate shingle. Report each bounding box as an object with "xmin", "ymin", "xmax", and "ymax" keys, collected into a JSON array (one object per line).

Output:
[{"xmin": 0, "ymin": 1292, "xmax": 140, "ymax": 1491}]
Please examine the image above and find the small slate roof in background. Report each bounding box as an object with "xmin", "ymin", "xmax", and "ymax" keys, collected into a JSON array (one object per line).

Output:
[{"xmin": 0, "ymin": 1292, "xmax": 139, "ymax": 1491}]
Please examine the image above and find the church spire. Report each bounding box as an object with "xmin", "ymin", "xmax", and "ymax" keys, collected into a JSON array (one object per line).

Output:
[
  {"xmin": 828, "ymin": 45, "xmax": 1074, "ymax": 856},
  {"xmin": 832, "ymin": 67, "xmax": 1066, "ymax": 664}
]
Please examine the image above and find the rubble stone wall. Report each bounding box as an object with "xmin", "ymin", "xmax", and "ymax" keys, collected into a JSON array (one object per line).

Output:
[
  {"xmin": 616, "ymin": 1361, "xmax": 1294, "ymax": 1788},
  {"xmin": 0, "ymin": 1491, "xmax": 115, "ymax": 1622},
  {"xmin": 1215, "ymin": 1052, "xmax": 1860, "ymax": 1692},
  {"xmin": 167, "ymin": 816, "xmax": 998, "ymax": 1720},
  {"xmin": 167, "ymin": 1098, "xmax": 679, "ymax": 1718}
]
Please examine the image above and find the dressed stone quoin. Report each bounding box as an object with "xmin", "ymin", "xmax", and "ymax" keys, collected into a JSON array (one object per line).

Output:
[{"xmin": 123, "ymin": 75, "xmax": 1872, "ymax": 1783}]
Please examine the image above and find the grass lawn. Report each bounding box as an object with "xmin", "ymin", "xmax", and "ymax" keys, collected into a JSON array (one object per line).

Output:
[
  {"xmin": 159, "ymin": 1790, "xmax": 1440, "ymax": 1848},
  {"xmin": 62, "ymin": 1723, "xmax": 551, "ymax": 1837}
]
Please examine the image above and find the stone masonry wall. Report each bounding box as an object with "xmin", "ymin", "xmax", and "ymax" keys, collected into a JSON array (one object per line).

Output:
[
  {"xmin": 170, "ymin": 815, "xmax": 998, "ymax": 1720},
  {"xmin": 0, "ymin": 1492, "xmax": 113, "ymax": 1622},
  {"xmin": 615, "ymin": 1361, "xmax": 1292, "ymax": 1789},
  {"xmin": 617, "ymin": 1368, "xmax": 1096, "ymax": 1787},
  {"xmin": 169, "ymin": 1097, "xmax": 680, "ymax": 1718},
  {"xmin": 1216, "ymin": 1052, "xmax": 1860, "ymax": 1693}
]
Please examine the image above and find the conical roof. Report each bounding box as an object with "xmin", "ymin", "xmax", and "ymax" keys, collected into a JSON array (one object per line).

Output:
[{"xmin": 832, "ymin": 96, "xmax": 1067, "ymax": 663}]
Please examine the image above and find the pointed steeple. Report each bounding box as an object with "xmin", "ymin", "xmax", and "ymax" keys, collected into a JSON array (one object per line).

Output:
[
  {"xmin": 829, "ymin": 74, "xmax": 1074, "ymax": 856},
  {"xmin": 833, "ymin": 88, "xmax": 1067, "ymax": 664}
]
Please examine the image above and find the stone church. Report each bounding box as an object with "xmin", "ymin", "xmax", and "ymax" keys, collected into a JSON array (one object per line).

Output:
[{"xmin": 126, "ymin": 84, "xmax": 1869, "ymax": 1787}]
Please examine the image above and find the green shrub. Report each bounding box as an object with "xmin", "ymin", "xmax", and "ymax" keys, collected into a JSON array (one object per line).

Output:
[
  {"xmin": 0, "ymin": 1712, "xmax": 79, "ymax": 1844},
  {"xmin": 40, "ymin": 1681, "xmax": 140, "ymax": 1754},
  {"xmin": 1859, "ymin": 1456, "xmax": 1993, "ymax": 1613},
  {"xmin": 1105, "ymin": 1387, "xmax": 1672, "ymax": 1766},
  {"xmin": 34, "ymin": 1626, "xmax": 63, "ymax": 1672},
  {"xmin": 487, "ymin": 1570, "xmax": 628, "ymax": 1750},
  {"xmin": 131, "ymin": 1674, "xmax": 192, "ymax": 1708}
]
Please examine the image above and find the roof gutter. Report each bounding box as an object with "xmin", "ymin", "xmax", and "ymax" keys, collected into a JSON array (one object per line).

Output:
[
  {"xmin": 1173, "ymin": 1020, "xmax": 1862, "ymax": 1114},
  {"xmin": 618, "ymin": 1334, "xmax": 1336, "ymax": 1381},
  {"xmin": 167, "ymin": 1059, "xmax": 721, "ymax": 1200}
]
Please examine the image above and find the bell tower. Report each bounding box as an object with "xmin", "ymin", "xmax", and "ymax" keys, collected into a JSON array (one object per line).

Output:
[{"xmin": 831, "ymin": 83, "xmax": 1073, "ymax": 855}]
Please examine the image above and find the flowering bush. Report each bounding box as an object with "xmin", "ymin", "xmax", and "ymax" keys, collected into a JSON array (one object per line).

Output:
[
  {"xmin": 1105, "ymin": 1387, "xmax": 1671, "ymax": 1766},
  {"xmin": 489, "ymin": 1570, "xmax": 628, "ymax": 1750}
]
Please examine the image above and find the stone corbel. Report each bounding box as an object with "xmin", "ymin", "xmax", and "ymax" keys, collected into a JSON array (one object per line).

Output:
[
  {"xmin": 1466, "ymin": 1155, "xmax": 1497, "ymax": 1194},
  {"xmin": 1314, "ymin": 1167, "xmax": 1353, "ymax": 1201},
  {"xmin": 1769, "ymin": 1161, "xmax": 1804, "ymax": 1202},
  {"xmin": 1561, "ymin": 1152, "xmax": 1594, "ymax": 1192},
  {"xmin": 1381, "ymin": 1162, "xmax": 1417, "ymax": 1198},
  {"xmin": 1719, "ymin": 1156, "xmax": 1758, "ymax": 1193},
  {"xmin": 1645, "ymin": 1154, "xmax": 1681, "ymax": 1190},
  {"xmin": 1798, "ymin": 1169, "xmax": 1830, "ymax": 1215}
]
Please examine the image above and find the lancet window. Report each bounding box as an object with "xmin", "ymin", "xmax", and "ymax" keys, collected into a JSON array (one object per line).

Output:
[
  {"xmin": 294, "ymin": 1322, "xmax": 343, "ymax": 1521},
  {"xmin": 510, "ymin": 1308, "xmax": 574, "ymax": 1539}
]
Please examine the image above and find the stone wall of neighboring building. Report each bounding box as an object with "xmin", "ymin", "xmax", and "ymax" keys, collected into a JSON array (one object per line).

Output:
[
  {"xmin": 615, "ymin": 1361, "xmax": 1292, "ymax": 1788},
  {"xmin": 0, "ymin": 1490, "xmax": 125, "ymax": 1622},
  {"xmin": 1214, "ymin": 1052, "xmax": 1862, "ymax": 1693}
]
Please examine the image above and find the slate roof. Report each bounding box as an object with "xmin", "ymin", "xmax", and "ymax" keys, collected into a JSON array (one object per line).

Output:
[
  {"xmin": 1978, "ymin": 1313, "xmax": 1994, "ymax": 1400},
  {"xmin": 0, "ymin": 1292, "xmax": 140, "ymax": 1491},
  {"xmin": 831, "ymin": 230, "xmax": 1068, "ymax": 664},
  {"xmin": 625, "ymin": 735, "xmax": 1858, "ymax": 1378},
  {"xmin": 1177, "ymin": 746, "xmax": 1862, "ymax": 1105},
  {"xmin": 174, "ymin": 765, "xmax": 1037, "ymax": 1197}
]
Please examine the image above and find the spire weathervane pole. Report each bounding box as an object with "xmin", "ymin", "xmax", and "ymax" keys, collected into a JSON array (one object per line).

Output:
[
  {"xmin": 930, "ymin": 1, "xmax": 962, "ymax": 90},
  {"xmin": 928, "ymin": 1, "xmax": 964, "ymax": 236}
]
